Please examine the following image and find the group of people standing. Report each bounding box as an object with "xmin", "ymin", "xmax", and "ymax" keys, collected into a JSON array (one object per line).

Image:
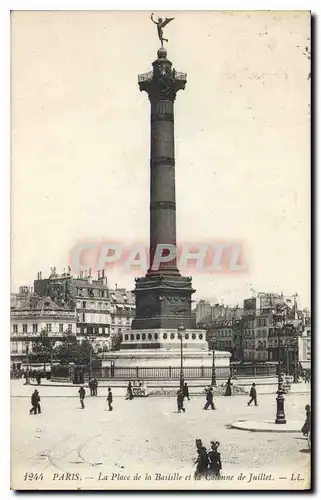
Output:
[
  {"xmin": 89, "ymin": 377, "xmax": 98, "ymax": 396},
  {"xmin": 23, "ymin": 370, "xmax": 43, "ymax": 386},
  {"xmin": 194, "ymin": 439, "xmax": 222, "ymax": 479}
]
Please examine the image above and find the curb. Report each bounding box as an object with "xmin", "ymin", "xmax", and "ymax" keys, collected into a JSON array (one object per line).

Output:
[{"xmin": 230, "ymin": 421, "xmax": 301, "ymax": 433}]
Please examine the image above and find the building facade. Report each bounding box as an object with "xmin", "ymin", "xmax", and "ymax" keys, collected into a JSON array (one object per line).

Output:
[
  {"xmin": 10, "ymin": 293, "xmax": 77, "ymax": 364},
  {"xmin": 33, "ymin": 268, "xmax": 135, "ymax": 352}
]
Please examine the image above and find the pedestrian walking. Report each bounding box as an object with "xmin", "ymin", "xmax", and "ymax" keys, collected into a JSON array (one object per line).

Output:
[
  {"xmin": 207, "ymin": 441, "xmax": 222, "ymax": 478},
  {"xmin": 36, "ymin": 373, "xmax": 41, "ymax": 385},
  {"xmin": 93, "ymin": 378, "xmax": 98, "ymax": 396},
  {"xmin": 247, "ymin": 383, "xmax": 258, "ymax": 406},
  {"xmin": 89, "ymin": 378, "xmax": 94, "ymax": 396},
  {"xmin": 107, "ymin": 387, "xmax": 113, "ymax": 411},
  {"xmin": 125, "ymin": 382, "xmax": 134, "ymax": 400},
  {"xmin": 78, "ymin": 386, "xmax": 85, "ymax": 409},
  {"xmin": 301, "ymin": 404, "xmax": 311, "ymax": 437},
  {"xmin": 224, "ymin": 377, "xmax": 232, "ymax": 396},
  {"xmin": 194, "ymin": 439, "xmax": 209, "ymax": 479},
  {"xmin": 29, "ymin": 389, "xmax": 41, "ymax": 414},
  {"xmin": 183, "ymin": 382, "xmax": 190, "ymax": 401},
  {"xmin": 203, "ymin": 386, "xmax": 216, "ymax": 410},
  {"xmin": 177, "ymin": 388, "xmax": 185, "ymax": 413}
]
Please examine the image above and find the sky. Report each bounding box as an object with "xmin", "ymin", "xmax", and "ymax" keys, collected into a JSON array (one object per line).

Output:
[{"xmin": 11, "ymin": 10, "xmax": 310, "ymax": 308}]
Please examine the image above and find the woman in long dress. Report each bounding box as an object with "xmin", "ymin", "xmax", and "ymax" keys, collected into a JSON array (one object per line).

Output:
[
  {"xmin": 125, "ymin": 381, "xmax": 134, "ymax": 400},
  {"xmin": 224, "ymin": 377, "xmax": 232, "ymax": 396}
]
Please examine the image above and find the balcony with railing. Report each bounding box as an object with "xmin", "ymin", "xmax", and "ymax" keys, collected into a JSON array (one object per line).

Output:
[{"xmin": 138, "ymin": 70, "xmax": 187, "ymax": 84}]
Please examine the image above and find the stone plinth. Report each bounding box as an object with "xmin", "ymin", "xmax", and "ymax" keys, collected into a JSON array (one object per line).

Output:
[{"xmin": 120, "ymin": 328, "xmax": 207, "ymax": 351}]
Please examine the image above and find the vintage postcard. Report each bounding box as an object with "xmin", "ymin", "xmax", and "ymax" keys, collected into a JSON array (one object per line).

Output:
[{"xmin": 10, "ymin": 10, "xmax": 311, "ymax": 490}]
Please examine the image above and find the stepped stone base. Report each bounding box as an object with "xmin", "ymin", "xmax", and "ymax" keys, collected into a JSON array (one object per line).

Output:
[{"xmin": 100, "ymin": 328, "xmax": 231, "ymax": 377}]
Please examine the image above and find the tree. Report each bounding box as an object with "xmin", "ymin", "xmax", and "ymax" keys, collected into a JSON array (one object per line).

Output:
[
  {"xmin": 111, "ymin": 331, "xmax": 123, "ymax": 351},
  {"xmin": 29, "ymin": 329, "xmax": 55, "ymax": 373},
  {"xmin": 53, "ymin": 335, "xmax": 97, "ymax": 365}
]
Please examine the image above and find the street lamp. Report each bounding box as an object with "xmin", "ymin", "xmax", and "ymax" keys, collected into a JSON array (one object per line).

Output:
[
  {"xmin": 86, "ymin": 335, "xmax": 95, "ymax": 380},
  {"xmin": 292, "ymin": 336, "xmax": 299, "ymax": 383},
  {"xmin": 275, "ymin": 323, "xmax": 286, "ymax": 424},
  {"xmin": 285, "ymin": 339, "xmax": 291, "ymax": 375},
  {"xmin": 177, "ymin": 324, "xmax": 185, "ymax": 389},
  {"xmin": 210, "ymin": 332, "xmax": 216, "ymax": 387}
]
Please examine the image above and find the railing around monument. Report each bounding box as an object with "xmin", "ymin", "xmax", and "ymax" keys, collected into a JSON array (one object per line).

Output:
[
  {"xmin": 101, "ymin": 366, "xmax": 228, "ymax": 380},
  {"xmin": 52, "ymin": 363, "xmax": 277, "ymax": 382}
]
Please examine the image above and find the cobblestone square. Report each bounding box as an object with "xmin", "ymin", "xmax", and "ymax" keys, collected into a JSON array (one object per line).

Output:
[{"xmin": 11, "ymin": 381, "xmax": 311, "ymax": 490}]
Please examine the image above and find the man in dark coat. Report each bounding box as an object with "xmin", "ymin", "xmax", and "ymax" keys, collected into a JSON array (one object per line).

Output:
[
  {"xmin": 247, "ymin": 383, "xmax": 258, "ymax": 406},
  {"xmin": 93, "ymin": 378, "xmax": 98, "ymax": 396},
  {"xmin": 208, "ymin": 441, "xmax": 222, "ymax": 478},
  {"xmin": 78, "ymin": 386, "xmax": 85, "ymax": 409},
  {"xmin": 177, "ymin": 388, "xmax": 185, "ymax": 413},
  {"xmin": 29, "ymin": 390, "xmax": 41, "ymax": 414},
  {"xmin": 107, "ymin": 387, "xmax": 113, "ymax": 411},
  {"xmin": 203, "ymin": 387, "xmax": 216, "ymax": 410},
  {"xmin": 89, "ymin": 378, "xmax": 94, "ymax": 396},
  {"xmin": 194, "ymin": 439, "xmax": 209, "ymax": 479},
  {"xmin": 183, "ymin": 382, "xmax": 190, "ymax": 401}
]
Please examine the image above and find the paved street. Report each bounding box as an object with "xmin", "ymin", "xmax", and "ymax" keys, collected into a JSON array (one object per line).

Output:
[{"xmin": 11, "ymin": 380, "xmax": 311, "ymax": 490}]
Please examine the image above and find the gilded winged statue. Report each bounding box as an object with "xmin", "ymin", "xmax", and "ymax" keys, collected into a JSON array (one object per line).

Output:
[{"xmin": 151, "ymin": 13, "xmax": 175, "ymax": 47}]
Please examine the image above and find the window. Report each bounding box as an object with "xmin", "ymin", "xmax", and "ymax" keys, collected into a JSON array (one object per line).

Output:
[
  {"xmin": 185, "ymin": 333, "xmax": 189, "ymax": 340},
  {"xmin": 199, "ymin": 334, "xmax": 203, "ymax": 340},
  {"xmin": 154, "ymin": 333, "xmax": 158, "ymax": 340},
  {"xmin": 124, "ymin": 334, "xmax": 129, "ymax": 341},
  {"xmin": 11, "ymin": 342, "xmax": 18, "ymax": 353},
  {"xmin": 163, "ymin": 333, "xmax": 168, "ymax": 340},
  {"xmin": 67, "ymin": 324, "xmax": 72, "ymax": 332},
  {"xmin": 131, "ymin": 334, "xmax": 134, "ymax": 341},
  {"xmin": 136, "ymin": 334, "xmax": 140, "ymax": 340},
  {"xmin": 33, "ymin": 324, "xmax": 38, "ymax": 334},
  {"xmin": 82, "ymin": 301, "xmax": 86, "ymax": 309},
  {"xmin": 46, "ymin": 323, "xmax": 52, "ymax": 333},
  {"xmin": 192, "ymin": 333, "xmax": 196, "ymax": 340},
  {"xmin": 23, "ymin": 324, "xmax": 27, "ymax": 333},
  {"xmin": 13, "ymin": 324, "xmax": 18, "ymax": 334},
  {"xmin": 142, "ymin": 333, "xmax": 146, "ymax": 340},
  {"xmin": 59, "ymin": 324, "xmax": 64, "ymax": 334},
  {"xmin": 170, "ymin": 333, "xmax": 175, "ymax": 340}
]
